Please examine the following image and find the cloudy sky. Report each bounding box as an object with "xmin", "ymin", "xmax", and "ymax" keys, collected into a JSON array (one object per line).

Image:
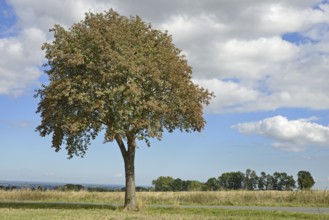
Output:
[{"xmin": 1, "ymin": 0, "xmax": 329, "ymax": 188}]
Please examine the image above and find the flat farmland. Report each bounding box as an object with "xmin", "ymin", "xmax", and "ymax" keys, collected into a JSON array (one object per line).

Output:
[{"xmin": 1, "ymin": 190, "xmax": 329, "ymax": 219}]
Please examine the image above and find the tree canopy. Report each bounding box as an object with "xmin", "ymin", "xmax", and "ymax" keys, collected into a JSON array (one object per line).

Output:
[
  {"xmin": 297, "ymin": 170, "xmax": 315, "ymax": 190},
  {"xmin": 35, "ymin": 9, "xmax": 212, "ymax": 210},
  {"xmin": 36, "ymin": 9, "xmax": 212, "ymax": 158}
]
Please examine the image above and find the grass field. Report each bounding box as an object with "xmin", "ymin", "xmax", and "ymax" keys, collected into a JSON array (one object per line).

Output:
[
  {"xmin": 1, "ymin": 206, "xmax": 328, "ymax": 220},
  {"xmin": 1, "ymin": 190, "xmax": 329, "ymax": 207},
  {"xmin": 1, "ymin": 190, "xmax": 329, "ymax": 219}
]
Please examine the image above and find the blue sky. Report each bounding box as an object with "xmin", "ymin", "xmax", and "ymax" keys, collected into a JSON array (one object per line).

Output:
[{"xmin": 1, "ymin": 0, "xmax": 329, "ymax": 189}]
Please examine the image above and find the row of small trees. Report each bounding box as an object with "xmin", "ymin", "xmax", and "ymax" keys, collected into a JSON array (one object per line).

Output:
[
  {"xmin": 152, "ymin": 170, "xmax": 315, "ymax": 192},
  {"xmin": 0, "ymin": 185, "xmax": 18, "ymax": 191},
  {"xmin": 0, "ymin": 184, "xmax": 86, "ymax": 192}
]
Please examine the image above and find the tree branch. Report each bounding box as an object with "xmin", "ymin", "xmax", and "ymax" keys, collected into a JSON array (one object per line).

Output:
[{"xmin": 115, "ymin": 134, "xmax": 127, "ymax": 158}]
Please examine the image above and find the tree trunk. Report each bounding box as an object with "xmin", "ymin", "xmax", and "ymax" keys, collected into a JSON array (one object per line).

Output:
[
  {"xmin": 115, "ymin": 133, "xmax": 137, "ymax": 210},
  {"xmin": 123, "ymin": 149, "xmax": 136, "ymax": 210}
]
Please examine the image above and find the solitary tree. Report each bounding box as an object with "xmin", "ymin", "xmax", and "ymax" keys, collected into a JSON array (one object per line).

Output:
[
  {"xmin": 35, "ymin": 10, "xmax": 212, "ymax": 210},
  {"xmin": 297, "ymin": 171, "xmax": 315, "ymax": 190}
]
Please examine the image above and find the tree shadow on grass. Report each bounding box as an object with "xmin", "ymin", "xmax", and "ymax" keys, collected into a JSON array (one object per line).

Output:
[{"xmin": 0, "ymin": 202, "xmax": 118, "ymax": 210}]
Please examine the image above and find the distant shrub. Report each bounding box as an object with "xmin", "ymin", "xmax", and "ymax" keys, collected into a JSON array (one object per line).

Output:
[
  {"xmin": 87, "ymin": 187, "xmax": 110, "ymax": 192},
  {"xmin": 55, "ymin": 184, "xmax": 85, "ymax": 191}
]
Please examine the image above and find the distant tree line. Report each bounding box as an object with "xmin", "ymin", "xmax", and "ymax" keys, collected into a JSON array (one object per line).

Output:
[
  {"xmin": 152, "ymin": 170, "xmax": 315, "ymax": 191},
  {"xmin": 54, "ymin": 184, "xmax": 85, "ymax": 191},
  {"xmin": 0, "ymin": 184, "xmax": 86, "ymax": 192},
  {"xmin": 0, "ymin": 170, "xmax": 314, "ymax": 192},
  {"xmin": 0, "ymin": 185, "xmax": 18, "ymax": 191},
  {"xmin": 0, "ymin": 183, "xmax": 151, "ymax": 192},
  {"xmin": 54, "ymin": 184, "xmax": 153, "ymax": 192}
]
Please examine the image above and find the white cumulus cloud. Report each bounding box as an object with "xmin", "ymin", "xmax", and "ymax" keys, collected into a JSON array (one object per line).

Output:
[
  {"xmin": 1, "ymin": 0, "xmax": 115, "ymax": 96},
  {"xmin": 194, "ymin": 78, "xmax": 261, "ymax": 113},
  {"xmin": 232, "ymin": 115, "xmax": 329, "ymax": 152},
  {"xmin": 0, "ymin": 27, "xmax": 46, "ymax": 95},
  {"xmin": 1, "ymin": 0, "xmax": 329, "ymax": 114}
]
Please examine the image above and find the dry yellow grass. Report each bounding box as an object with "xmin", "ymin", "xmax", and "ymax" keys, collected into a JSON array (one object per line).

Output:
[
  {"xmin": 0, "ymin": 190, "xmax": 328, "ymax": 207},
  {"xmin": 0, "ymin": 190, "xmax": 123, "ymax": 204},
  {"xmin": 137, "ymin": 190, "xmax": 329, "ymax": 207}
]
